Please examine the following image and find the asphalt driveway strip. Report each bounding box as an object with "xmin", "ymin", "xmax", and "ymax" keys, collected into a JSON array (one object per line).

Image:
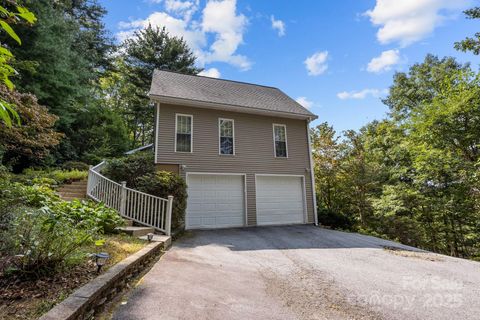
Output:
[{"xmin": 112, "ymin": 225, "xmax": 480, "ymax": 320}]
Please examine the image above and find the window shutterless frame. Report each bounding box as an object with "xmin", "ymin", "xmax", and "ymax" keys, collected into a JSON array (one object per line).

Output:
[
  {"xmin": 218, "ymin": 118, "xmax": 235, "ymax": 155},
  {"xmin": 272, "ymin": 123, "xmax": 288, "ymax": 158},
  {"xmin": 174, "ymin": 113, "xmax": 193, "ymax": 153}
]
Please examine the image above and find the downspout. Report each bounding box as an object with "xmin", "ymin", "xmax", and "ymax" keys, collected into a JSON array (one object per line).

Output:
[
  {"xmin": 154, "ymin": 102, "xmax": 160, "ymax": 164},
  {"xmin": 306, "ymin": 119, "xmax": 318, "ymax": 226}
]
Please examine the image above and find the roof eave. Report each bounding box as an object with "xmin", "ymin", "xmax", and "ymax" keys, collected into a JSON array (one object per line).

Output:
[{"xmin": 149, "ymin": 94, "xmax": 318, "ymax": 120}]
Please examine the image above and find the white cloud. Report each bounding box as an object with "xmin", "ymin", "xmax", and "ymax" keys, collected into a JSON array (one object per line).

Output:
[
  {"xmin": 164, "ymin": 0, "xmax": 199, "ymax": 21},
  {"xmin": 296, "ymin": 97, "xmax": 313, "ymax": 109},
  {"xmin": 117, "ymin": 11, "xmax": 206, "ymax": 47},
  {"xmin": 118, "ymin": 0, "xmax": 250, "ymax": 70},
  {"xmin": 198, "ymin": 67, "xmax": 221, "ymax": 78},
  {"xmin": 367, "ymin": 49, "xmax": 400, "ymax": 73},
  {"xmin": 270, "ymin": 15, "xmax": 285, "ymax": 37},
  {"xmin": 365, "ymin": 0, "xmax": 470, "ymax": 47},
  {"xmin": 201, "ymin": 0, "xmax": 250, "ymax": 70},
  {"xmin": 304, "ymin": 51, "xmax": 329, "ymax": 76},
  {"xmin": 337, "ymin": 88, "xmax": 388, "ymax": 100}
]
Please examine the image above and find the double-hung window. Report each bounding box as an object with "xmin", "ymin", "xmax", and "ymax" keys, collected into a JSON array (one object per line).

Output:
[
  {"xmin": 219, "ymin": 118, "xmax": 234, "ymax": 155},
  {"xmin": 273, "ymin": 124, "xmax": 287, "ymax": 158},
  {"xmin": 175, "ymin": 114, "xmax": 192, "ymax": 152}
]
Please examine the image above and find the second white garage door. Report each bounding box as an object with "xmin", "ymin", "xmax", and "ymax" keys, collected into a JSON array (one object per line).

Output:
[
  {"xmin": 256, "ymin": 175, "xmax": 305, "ymax": 225},
  {"xmin": 186, "ymin": 174, "xmax": 245, "ymax": 229}
]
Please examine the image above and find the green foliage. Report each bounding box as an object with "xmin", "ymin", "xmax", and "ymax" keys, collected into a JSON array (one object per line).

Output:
[
  {"xmin": 47, "ymin": 200, "xmax": 124, "ymax": 234},
  {"xmin": 454, "ymin": 7, "xmax": 480, "ymax": 55},
  {"xmin": 67, "ymin": 104, "xmax": 129, "ymax": 164},
  {"xmin": 136, "ymin": 171, "xmax": 188, "ymax": 231},
  {"xmin": 0, "ymin": 86, "xmax": 63, "ymax": 172},
  {"xmin": 1, "ymin": 207, "xmax": 92, "ymax": 278},
  {"xmin": 8, "ymin": 0, "xmax": 124, "ymax": 164},
  {"xmin": 17, "ymin": 168, "xmax": 87, "ymax": 186},
  {"xmin": 102, "ymin": 152, "xmax": 187, "ymax": 231},
  {"xmin": 102, "ymin": 152, "xmax": 155, "ymax": 188},
  {"xmin": 0, "ymin": 1, "xmax": 36, "ymax": 127},
  {"xmin": 115, "ymin": 25, "xmax": 201, "ymax": 147},
  {"xmin": 61, "ymin": 161, "xmax": 90, "ymax": 171},
  {"xmin": 313, "ymin": 55, "xmax": 480, "ymax": 259}
]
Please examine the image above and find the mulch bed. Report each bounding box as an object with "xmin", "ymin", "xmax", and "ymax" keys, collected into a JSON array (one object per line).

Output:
[{"xmin": 0, "ymin": 259, "xmax": 98, "ymax": 320}]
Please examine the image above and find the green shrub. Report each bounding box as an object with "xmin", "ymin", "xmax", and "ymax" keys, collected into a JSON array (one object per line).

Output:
[
  {"xmin": 102, "ymin": 152, "xmax": 155, "ymax": 188},
  {"xmin": 48, "ymin": 200, "xmax": 124, "ymax": 234},
  {"xmin": 49, "ymin": 169, "xmax": 88, "ymax": 184},
  {"xmin": 317, "ymin": 207, "xmax": 354, "ymax": 230},
  {"xmin": 135, "ymin": 171, "xmax": 187, "ymax": 231},
  {"xmin": 62, "ymin": 161, "xmax": 90, "ymax": 171},
  {"xmin": 1, "ymin": 207, "xmax": 93, "ymax": 278},
  {"xmin": 15, "ymin": 168, "xmax": 88, "ymax": 186}
]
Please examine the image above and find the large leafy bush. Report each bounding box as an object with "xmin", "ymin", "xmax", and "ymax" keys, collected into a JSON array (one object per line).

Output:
[
  {"xmin": 102, "ymin": 152, "xmax": 155, "ymax": 188},
  {"xmin": 0, "ymin": 177, "xmax": 124, "ymax": 278},
  {"xmin": 49, "ymin": 200, "xmax": 124, "ymax": 234},
  {"xmin": 136, "ymin": 171, "xmax": 187, "ymax": 231},
  {"xmin": 1, "ymin": 207, "xmax": 92, "ymax": 278}
]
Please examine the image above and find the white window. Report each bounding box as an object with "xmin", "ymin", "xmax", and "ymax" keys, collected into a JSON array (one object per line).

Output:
[
  {"xmin": 219, "ymin": 118, "xmax": 234, "ymax": 155},
  {"xmin": 273, "ymin": 124, "xmax": 287, "ymax": 158},
  {"xmin": 175, "ymin": 114, "xmax": 192, "ymax": 152}
]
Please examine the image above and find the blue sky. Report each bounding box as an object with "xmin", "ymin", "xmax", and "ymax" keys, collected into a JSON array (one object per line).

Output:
[{"xmin": 99, "ymin": 0, "xmax": 479, "ymax": 133}]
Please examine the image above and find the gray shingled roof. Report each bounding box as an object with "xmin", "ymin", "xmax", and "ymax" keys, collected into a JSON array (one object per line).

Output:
[{"xmin": 149, "ymin": 70, "xmax": 317, "ymax": 119}]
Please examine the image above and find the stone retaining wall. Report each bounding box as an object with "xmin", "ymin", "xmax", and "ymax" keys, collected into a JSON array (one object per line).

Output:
[{"xmin": 39, "ymin": 239, "xmax": 169, "ymax": 320}]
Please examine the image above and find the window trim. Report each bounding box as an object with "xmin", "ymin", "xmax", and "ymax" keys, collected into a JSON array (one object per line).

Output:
[
  {"xmin": 174, "ymin": 113, "xmax": 193, "ymax": 153},
  {"xmin": 272, "ymin": 123, "xmax": 288, "ymax": 158},
  {"xmin": 218, "ymin": 118, "xmax": 235, "ymax": 156}
]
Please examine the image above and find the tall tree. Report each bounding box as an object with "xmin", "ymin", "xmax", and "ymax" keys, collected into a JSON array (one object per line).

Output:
[
  {"xmin": 455, "ymin": 7, "xmax": 480, "ymax": 55},
  {"xmin": 122, "ymin": 25, "xmax": 202, "ymax": 146},
  {"xmin": 6, "ymin": 0, "xmax": 127, "ymax": 163},
  {"xmin": 312, "ymin": 55, "xmax": 480, "ymax": 259}
]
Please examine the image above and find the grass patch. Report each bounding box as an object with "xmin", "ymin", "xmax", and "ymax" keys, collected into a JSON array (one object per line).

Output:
[{"xmin": 0, "ymin": 234, "xmax": 147, "ymax": 320}]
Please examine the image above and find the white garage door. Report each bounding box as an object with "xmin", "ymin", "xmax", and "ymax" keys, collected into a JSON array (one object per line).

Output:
[
  {"xmin": 186, "ymin": 174, "xmax": 245, "ymax": 229},
  {"xmin": 256, "ymin": 175, "xmax": 305, "ymax": 225}
]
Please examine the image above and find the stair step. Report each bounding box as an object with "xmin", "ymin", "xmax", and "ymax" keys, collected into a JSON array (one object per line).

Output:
[
  {"xmin": 59, "ymin": 185, "xmax": 87, "ymax": 189},
  {"xmin": 116, "ymin": 226, "xmax": 155, "ymax": 237},
  {"xmin": 138, "ymin": 234, "xmax": 171, "ymax": 244},
  {"xmin": 70, "ymin": 180, "xmax": 87, "ymax": 184},
  {"xmin": 61, "ymin": 196, "xmax": 86, "ymax": 201},
  {"xmin": 58, "ymin": 190, "xmax": 87, "ymax": 196}
]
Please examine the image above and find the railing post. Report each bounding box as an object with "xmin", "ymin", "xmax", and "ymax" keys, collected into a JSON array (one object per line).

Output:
[
  {"xmin": 87, "ymin": 165, "xmax": 93, "ymax": 195},
  {"xmin": 166, "ymin": 195, "xmax": 174, "ymax": 236},
  {"xmin": 120, "ymin": 181, "xmax": 127, "ymax": 216}
]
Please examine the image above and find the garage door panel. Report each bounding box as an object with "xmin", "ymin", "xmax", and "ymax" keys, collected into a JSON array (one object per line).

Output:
[
  {"xmin": 256, "ymin": 175, "xmax": 305, "ymax": 226},
  {"xmin": 186, "ymin": 174, "xmax": 245, "ymax": 229}
]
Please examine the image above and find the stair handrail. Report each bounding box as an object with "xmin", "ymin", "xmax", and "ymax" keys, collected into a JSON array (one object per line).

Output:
[{"xmin": 87, "ymin": 161, "xmax": 173, "ymax": 236}]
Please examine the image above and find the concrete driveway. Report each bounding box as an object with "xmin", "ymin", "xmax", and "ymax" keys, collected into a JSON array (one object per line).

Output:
[{"xmin": 112, "ymin": 225, "xmax": 480, "ymax": 320}]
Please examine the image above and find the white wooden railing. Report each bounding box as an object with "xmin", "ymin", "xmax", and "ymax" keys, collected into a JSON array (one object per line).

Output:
[{"xmin": 87, "ymin": 161, "xmax": 173, "ymax": 235}]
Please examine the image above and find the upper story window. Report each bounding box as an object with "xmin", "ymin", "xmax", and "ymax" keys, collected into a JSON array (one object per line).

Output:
[
  {"xmin": 273, "ymin": 124, "xmax": 288, "ymax": 158},
  {"xmin": 219, "ymin": 118, "xmax": 234, "ymax": 155},
  {"xmin": 175, "ymin": 114, "xmax": 192, "ymax": 152}
]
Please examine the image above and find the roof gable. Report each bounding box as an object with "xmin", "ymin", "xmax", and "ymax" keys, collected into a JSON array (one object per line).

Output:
[{"xmin": 149, "ymin": 70, "xmax": 317, "ymax": 120}]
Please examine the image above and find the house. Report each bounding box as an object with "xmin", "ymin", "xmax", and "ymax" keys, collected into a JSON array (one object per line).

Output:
[{"xmin": 149, "ymin": 70, "xmax": 318, "ymax": 230}]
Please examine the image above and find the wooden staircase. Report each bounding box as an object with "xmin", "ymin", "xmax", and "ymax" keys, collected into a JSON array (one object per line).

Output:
[{"xmin": 57, "ymin": 180, "xmax": 88, "ymax": 201}]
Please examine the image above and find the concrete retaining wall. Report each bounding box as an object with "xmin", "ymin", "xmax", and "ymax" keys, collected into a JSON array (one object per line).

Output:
[{"xmin": 39, "ymin": 239, "xmax": 169, "ymax": 320}]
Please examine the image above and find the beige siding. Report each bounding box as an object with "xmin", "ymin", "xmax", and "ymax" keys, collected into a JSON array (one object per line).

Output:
[{"xmin": 155, "ymin": 103, "xmax": 315, "ymax": 225}]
